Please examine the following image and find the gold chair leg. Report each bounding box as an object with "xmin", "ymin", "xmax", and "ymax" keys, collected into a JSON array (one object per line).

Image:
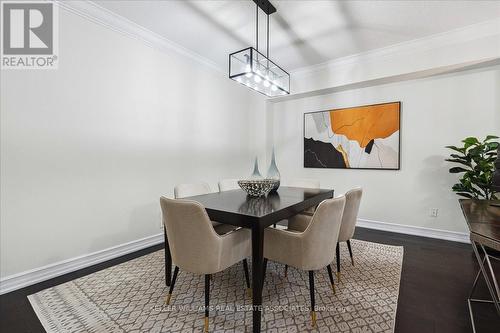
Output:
[
  {"xmin": 351, "ymin": 257, "xmax": 355, "ymax": 266},
  {"xmin": 246, "ymin": 288, "xmax": 252, "ymax": 298},
  {"xmin": 284, "ymin": 265, "xmax": 288, "ymax": 278},
  {"xmin": 332, "ymin": 283, "xmax": 336, "ymax": 295},
  {"xmin": 165, "ymin": 293, "xmax": 172, "ymax": 305},
  {"xmin": 204, "ymin": 316, "xmax": 209, "ymax": 332},
  {"xmin": 310, "ymin": 311, "xmax": 317, "ymax": 327},
  {"xmin": 336, "ymin": 271, "xmax": 341, "ymax": 283}
]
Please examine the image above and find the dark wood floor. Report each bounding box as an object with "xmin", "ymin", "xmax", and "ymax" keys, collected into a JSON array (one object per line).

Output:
[{"xmin": 0, "ymin": 227, "xmax": 498, "ymax": 332}]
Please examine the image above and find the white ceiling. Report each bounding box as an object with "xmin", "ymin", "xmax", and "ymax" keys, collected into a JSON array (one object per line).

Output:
[{"xmin": 94, "ymin": 0, "xmax": 500, "ymax": 72}]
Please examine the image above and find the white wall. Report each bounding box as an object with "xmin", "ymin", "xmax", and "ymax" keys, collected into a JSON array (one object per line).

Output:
[
  {"xmin": 270, "ymin": 66, "xmax": 500, "ymax": 234},
  {"xmin": 0, "ymin": 9, "xmax": 266, "ymax": 278}
]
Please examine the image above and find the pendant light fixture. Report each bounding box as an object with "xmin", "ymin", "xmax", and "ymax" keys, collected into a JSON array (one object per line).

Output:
[{"xmin": 229, "ymin": 0, "xmax": 290, "ymax": 97}]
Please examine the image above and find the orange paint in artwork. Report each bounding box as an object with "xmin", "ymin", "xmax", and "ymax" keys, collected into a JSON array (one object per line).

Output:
[{"xmin": 329, "ymin": 102, "xmax": 400, "ymax": 148}]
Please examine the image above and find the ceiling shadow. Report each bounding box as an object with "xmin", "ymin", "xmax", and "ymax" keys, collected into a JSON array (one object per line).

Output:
[
  {"xmin": 182, "ymin": 0, "xmax": 249, "ymax": 47},
  {"xmin": 272, "ymin": 12, "xmax": 324, "ymax": 65}
]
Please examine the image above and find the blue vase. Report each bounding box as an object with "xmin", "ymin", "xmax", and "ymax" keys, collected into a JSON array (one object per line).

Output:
[
  {"xmin": 250, "ymin": 156, "xmax": 263, "ymax": 180},
  {"xmin": 267, "ymin": 148, "xmax": 280, "ymax": 192}
]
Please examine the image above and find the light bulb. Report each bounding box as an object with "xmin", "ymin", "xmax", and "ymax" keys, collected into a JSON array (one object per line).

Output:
[
  {"xmin": 254, "ymin": 75, "xmax": 261, "ymax": 83},
  {"xmin": 263, "ymin": 80, "xmax": 270, "ymax": 87},
  {"xmin": 271, "ymin": 85, "xmax": 277, "ymax": 91}
]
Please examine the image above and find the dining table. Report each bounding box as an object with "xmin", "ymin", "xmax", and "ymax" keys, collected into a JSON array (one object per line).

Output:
[{"xmin": 163, "ymin": 186, "xmax": 334, "ymax": 333}]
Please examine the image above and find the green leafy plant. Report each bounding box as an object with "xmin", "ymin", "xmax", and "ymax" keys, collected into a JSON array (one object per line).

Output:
[{"xmin": 446, "ymin": 135, "xmax": 499, "ymax": 200}]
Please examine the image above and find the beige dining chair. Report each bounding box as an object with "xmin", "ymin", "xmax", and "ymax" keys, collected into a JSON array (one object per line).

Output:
[
  {"xmin": 336, "ymin": 187, "xmax": 363, "ymax": 280},
  {"xmin": 281, "ymin": 178, "xmax": 320, "ymax": 276},
  {"xmin": 174, "ymin": 182, "xmax": 212, "ymax": 198},
  {"xmin": 218, "ymin": 179, "xmax": 240, "ymax": 192},
  {"xmin": 174, "ymin": 182, "xmax": 226, "ymax": 229},
  {"xmin": 287, "ymin": 178, "xmax": 320, "ymax": 190},
  {"xmin": 160, "ymin": 197, "xmax": 252, "ymax": 332},
  {"xmin": 263, "ymin": 196, "xmax": 345, "ymax": 327},
  {"xmin": 287, "ymin": 178, "xmax": 320, "ymax": 216},
  {"xmin": 288, "ymin": 187, "xmax": 363, "ymax": 282}
]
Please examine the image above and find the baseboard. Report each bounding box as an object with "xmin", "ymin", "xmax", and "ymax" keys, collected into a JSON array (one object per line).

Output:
[
  {"xmin": 0, "ymin": 219, "xmax": 470, "ymax": 294},
  {"xmin": 0, "ymin": 233, "xmax": 163, "ymax": 295},
  {"xmin": 357, "ymin": 218, "xmax": 470, "ymax": 244}
]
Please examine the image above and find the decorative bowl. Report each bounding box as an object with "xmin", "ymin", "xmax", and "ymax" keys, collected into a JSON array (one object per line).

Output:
[{"xmin": 238, "ymin": 179, "xmax": 279, "ymax": 197}]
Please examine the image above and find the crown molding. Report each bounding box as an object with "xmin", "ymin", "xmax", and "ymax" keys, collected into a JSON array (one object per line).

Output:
[
  {"xmin": 291, "ymin": 18, "xmax": 500, "ymax": 76},
  {"xmin": 269, "ymin": 58, "xmax": 500, "ymax": 103},
  {"xmin": 54, "ymin": 0, "xmax": 224, "ymax": 74}
]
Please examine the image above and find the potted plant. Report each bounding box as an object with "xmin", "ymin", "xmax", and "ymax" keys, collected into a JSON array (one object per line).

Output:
[{"xmin": 446, "ymin": 135, "xmax": 499, "ymax": 200}]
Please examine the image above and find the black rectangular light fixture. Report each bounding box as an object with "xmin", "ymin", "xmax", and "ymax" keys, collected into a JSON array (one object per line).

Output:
[
  {"xmin": 229, "ymin": 47, "xmax": 290, "ymax": 97},
  {"xmin": 228, "ymin": 0, "xmax": 290, "ymax": 97}
]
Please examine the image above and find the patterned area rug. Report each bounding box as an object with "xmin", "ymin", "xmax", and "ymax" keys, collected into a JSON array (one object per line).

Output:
[{"xmin": 29, "ymin": 239, "xmax": 403, "ymax": 332}]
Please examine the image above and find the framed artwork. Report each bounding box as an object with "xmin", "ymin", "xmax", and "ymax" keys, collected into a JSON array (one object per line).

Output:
[{"xmin": 304, "ymin": 101, "xmax": 401, "ymax": 170}]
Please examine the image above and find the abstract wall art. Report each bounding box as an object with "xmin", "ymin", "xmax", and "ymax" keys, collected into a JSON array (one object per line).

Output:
[{"xmin": 304, "ymin": 102, "xmax": 401, "ymax": 170}]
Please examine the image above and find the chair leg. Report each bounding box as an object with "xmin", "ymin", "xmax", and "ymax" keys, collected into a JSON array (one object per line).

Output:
[
  {"xmin": 336, "ymin": 242, "xmax": 341, "ymax": 282},
  {"xmin": 308, "ymin": 271, "xmax": 317, "ymax": 327},
  {"xmin": 262, "ymin": 258, "xmax": 268, "ymax": 288},
  {"xmin": 243, "ymin": 259, "xmax": 251, "ymax": 297},
  {"xmin": 165, "ymin": 266, "xmax": 179, "ymax": 305},
  {"xmin": 326, "ymin": 265, "xmax": 336, "ymax": 294},
  {"xmin": 284, "ymin": 264, "xmax": 288, "ymax": 278},
  {"xmin": 346, "ymin": 239, "xmax": 354, "ymax": 266},
  {"xmin": 204, "ymin": 274, "xmax": 210, "ymax": 332}
]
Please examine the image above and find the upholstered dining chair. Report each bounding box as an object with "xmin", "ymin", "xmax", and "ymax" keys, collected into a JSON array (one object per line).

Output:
[
  {"xmin": 287, "ymin": 178, "xmax": 320, "ymax": 190},
  {"xmin": 288, "ymin": 188, "xmax": 363, "ymax": 282},
  {"xmin": 174, "ymin": 182, "xmax": 212, "ymax": 199},
  {"xmin": 218, "ymin": 179, "xmax": 240, "ymax": 192},
  {"xmin": 287, "ymin": 178, "xmax": 320, "ymax": 216},
  {"xmin": 336, "ymin": 187, "xmax": 363, "ymax": 281},
  {"xmin": 263, "ymin": 196, "xmax": 346, "ymax": 327},
  {"xmin": 280, "ymin": 178, "xmax": 320, "ymax": 276},
  {"xmin": 174, "ymin": 182, "xmax": 225, "ymax": 229},
  {"xmin": 160, "ymin": 197, "xmax": 252, "ymax": 332}
]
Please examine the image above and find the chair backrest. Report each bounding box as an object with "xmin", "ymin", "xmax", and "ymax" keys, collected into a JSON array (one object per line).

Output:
[
  {"xmin": 160, "ymin": 197, "xmax": 221, "ymax": 274},
  {"xmin": 174, "ymin": 182, "xmax": 211, "ymax": 199},
  {"xmin": 300, "ymin": 195, "xmax": 345, "ymax": 270},
  {"xmin": 338, "ymin": 187, "xmax": 363, "ymax": 242},
  {"xmin": 218, "ymin": 179, "xmax": 240, "ymax": 192},
  {"xmin": 287, "ymin": 178, "xmax": 320, "ymax": 189}
]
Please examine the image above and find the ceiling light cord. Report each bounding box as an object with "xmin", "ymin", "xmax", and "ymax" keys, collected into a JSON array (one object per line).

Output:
[
  {"xmin": 267, "ymin": 13, "xmax": 269, "ymax": 59},
  {"xmin": 266, "ymin": 12, "xmax": 270, "ymax": 71},
  {"xmin": 256, "ymin": 4, "xmax": 258, "ymax": 52}
]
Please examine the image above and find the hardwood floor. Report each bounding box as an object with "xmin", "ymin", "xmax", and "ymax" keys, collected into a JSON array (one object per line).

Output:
[{"xmin": 1, "ymin": 227, "xmax": 498, "ymax": 333}]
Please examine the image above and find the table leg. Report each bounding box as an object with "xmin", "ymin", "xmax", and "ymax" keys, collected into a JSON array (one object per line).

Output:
[
  {"xmin": 164, "ymin": 226, "xmax": 171, "ymax": 286},
  {"xmin": 470, "ymin": 240, "xmax": 500, "ymax": 314},
  {"xmin": 251, "ymin": 226, "xmax": 264, "ymax": 333}
]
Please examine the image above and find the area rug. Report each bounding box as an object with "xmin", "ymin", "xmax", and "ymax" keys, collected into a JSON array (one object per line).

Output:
[{"xmin": 28, "ymin": 239, "xmax": 403, "ymax": 332}]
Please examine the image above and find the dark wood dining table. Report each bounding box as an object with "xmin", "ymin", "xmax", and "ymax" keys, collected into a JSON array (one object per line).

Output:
[{"xmin": 163, "ymin": 186, "xmax": 334, "ymax": 333}]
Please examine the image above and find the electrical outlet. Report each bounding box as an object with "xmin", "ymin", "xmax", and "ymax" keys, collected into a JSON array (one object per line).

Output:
[{"xmin": 430, "ymin": 208, "xmax": 439, "ymax": 218}]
